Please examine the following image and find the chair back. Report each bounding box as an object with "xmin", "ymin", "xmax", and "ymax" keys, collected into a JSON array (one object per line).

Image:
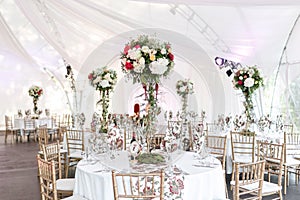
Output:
[
  {"xmin": 66, "ymin": 129, "xmax": 84, "ymax": 155},
  {"xmin": 24, "ymin": 118, "xmax": 36, "ymax": 130},
  {"xmin": 206, "ymin": 135, "xmax": 227, "ymax": 170},
  {"xmin": 111, "ymin": 170, "xmax": 164, "ymax": 200},
  {"xmin": 37, "ymin": 155, "xmax": 58, "ymax": 200},
  {"xmin": 284, "ymin": 132, "xmax": 300, "ymax": 161},
  {"xmin": 42, "ymin": 141, "xmax": 62, "ymax": 179},
  {"xmin": 257, "ymin": 141, "xmax": 285, "ymax": 186},
  {"xmin": 38, "ymin": 125, "xmax": 49, "ymax": 150},
  {"xmin": 233, "ymin": 160, "xmax": 265, "ymax": 200},
  {"xmin": 5, "ymin": 115, "xmax": 14, "ymax": 130},
  {"xmin": 205, "ymin": 122, "xmax": 220, "ymax": 135},
  {"xmin": 230, "ymin": 131, "xmax": 256, "ymax": 163},
  {"xmin": 283, "ymin": 124, "xmax": 293, "ymax": 134}
]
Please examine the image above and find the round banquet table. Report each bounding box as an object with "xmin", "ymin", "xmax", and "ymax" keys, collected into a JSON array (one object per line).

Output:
[{"xmin": 73, "ymin": 151, "xmax": 226, "ymax": 200}]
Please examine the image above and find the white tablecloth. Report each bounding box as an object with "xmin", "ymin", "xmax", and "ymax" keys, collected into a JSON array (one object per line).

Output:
[
  {"xmin": 74, "ymin": 151, "xmax": 226, "ymax": 200},
  {"xmin": 14, "ymin": 118, "xmax": 52, "ymax": 135}
]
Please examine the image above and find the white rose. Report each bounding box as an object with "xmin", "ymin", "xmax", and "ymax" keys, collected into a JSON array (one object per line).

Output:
[
  {"xmin": 128, "ymin": 49, "xmax": 141, "ymax": 60},
  {"xmin": 244, "ymin": 77, "xmax": 254, "ymax": 87},
  {"xmin": 239, "ymin": 76, "xmax": 243, "ymax": 80},
  {"xmin": 104, "ymin": 73, "xmax": 112, "ymax": 82},
  {"xmin": 100, "ymin": 79, "xmax": 110, "ymax": 88},
  {"xmin": 141, "ymin": 46, "xmax": 150, "ymax": 53},
  {"xmin": 161, "ymin": 48, "xmax": 167, "ymax": 55},
  {"xmin": 139, "ymin": 57, "xmax": 145, "ymax": 65}
]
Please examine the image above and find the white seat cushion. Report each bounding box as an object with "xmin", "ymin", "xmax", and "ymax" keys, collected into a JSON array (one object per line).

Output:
[
  {"xmin": 233, "ymin": 155, "xmax": 255, "ymax": 163},
  {"xmin": 62, "ymin": 195, "xmax": 88, "ymax": 200},
  {"xmin": 238, "ymin": 181, "xmax": 281, "ymax": 195},
  {"xmin": 56, "ymin": 178, "xmax": 75, "ymax": 191},
  {"xmin": 69, "ymin": 151, "xmax": 84, "ymax": 159},
  {"xmin": 285, "ymin": 156, "xmax": 300, "ymax": 166}
]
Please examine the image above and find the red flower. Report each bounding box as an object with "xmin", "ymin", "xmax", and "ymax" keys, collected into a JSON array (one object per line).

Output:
[
  {"xmin": 238, "ymin": 80, "xmax": 243, "ymax": 85},
  {"xmin": 135, "ymin": 44, "xmax": 141, "ymax": 49},
  {"xmin": 38, "ymin": 89, "xmax": 43, "ymax": 95},
  {"xmin": 168, "ymin": 53, "xmax": 174, "ymax": 61},
  {"xmin": 88, "ymin": 73, "xmax": 93, "ymax": 80},
  {"xmin": 125, "ymin": 62, "xmax": 134, "ymax": 70},
  {"xmin": 123, "ymin": 45, "xmax": 131, "ymax": 54}
]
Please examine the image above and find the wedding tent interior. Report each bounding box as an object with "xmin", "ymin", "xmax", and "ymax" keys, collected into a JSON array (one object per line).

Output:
[{"xmin": 1, "ymin": 0, "xmax": 300, "ymax": 129}]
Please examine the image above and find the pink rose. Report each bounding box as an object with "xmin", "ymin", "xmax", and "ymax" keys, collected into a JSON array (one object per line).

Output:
[
  {"xmin": 238, "ymin": 80, "xmax": 243, "ymax": 85},
  {"xmin": 123, "ymin": 45, "xmax": 131, "ymax": 54},
  {"xmin": 135, "ymin": 44, "xmax": 141, "ymax": 49},
  {"xmin": 88, "ymin": 73, "xmax": 93, "ymax": 80}
]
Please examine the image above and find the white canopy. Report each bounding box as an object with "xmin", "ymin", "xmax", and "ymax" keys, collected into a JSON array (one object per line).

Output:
[{"xmin": 1, "ymin": 0, "xmax": 300, "ymax": 127}]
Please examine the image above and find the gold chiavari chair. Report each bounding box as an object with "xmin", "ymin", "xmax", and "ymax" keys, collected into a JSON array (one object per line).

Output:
[
  {"xmin": 65, "ymin": 129, "xmax": 84, "ymax": 177},
  {"xmin": 283, "ymin": 132, "xmax": 300, "ymax": 195},
  {"xmin": 257, "ymin": 141, "xmax": 285, "ymax": 200},
  {"xmin": 5, "ymin": 115, "xmax": 20, "ymax": 143},
  {"xmin": 111, "ymin": 170, "xmax": 165, "ymax": 200},
  {"xmin": 36, "ymin": 155, "xmax": 87, "ymax": 200},
  {"xmin": 24, "ymin": 118, "xmax": 37, "ymax": 142},
  {"xmin": 38, "ymin": 125, "xmax": 49, "ymax": 151},
  {"xmin": 231, "ymin": 160, "xmax": 265, "ymax": 200},
  {"xmin": 205, "ymin": 122, "xmax": 220, "ymax": 136},
  {"xmin": 206, "ymin": 134, "xmax": 228, "ymax": 198},
  {"xmin": 230, "ymin": 131, "xmax": 256, "ymax": 189}
]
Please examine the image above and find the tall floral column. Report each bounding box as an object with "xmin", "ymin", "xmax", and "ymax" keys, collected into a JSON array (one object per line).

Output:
[
  {"xmin": 28, "ymin": 85, "xmax": 43, "ymax": 115},
  {"xmin": 176, "ymin": 79, "xmax": 194, "ymax": 150},
  {"xmin": 232, "ymin": 66, "xmax": 264, "ymax": 129},
  {"xmin": 88, "ymin": 66, "xmax": 117, "ymax": 133},
  {"xmin": 120, "ymin": 35, "xmax": 174, "ymax": 152}
]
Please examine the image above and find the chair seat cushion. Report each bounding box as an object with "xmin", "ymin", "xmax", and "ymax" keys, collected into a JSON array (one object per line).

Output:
[
  {"xmin": 69, "ymin": 151, "xmax": 84, "ymax": 159},
  {"xmin": 235, "ymin": 181, "xmax": 281, "ymax": 195},
  {"xmin": 62, "ymin": 195, "xmax": 88, "ymax": 200},
  {"xmin": 233, "ymin": 155, "xmax": 255, "ymax": 163},
  {"xmin": 285, "ymin": 156, "xmax": 300, "ymax": 166},
  {"xmin": 56, "ymin": 178, "xmax": 75, "ymax": 191}
]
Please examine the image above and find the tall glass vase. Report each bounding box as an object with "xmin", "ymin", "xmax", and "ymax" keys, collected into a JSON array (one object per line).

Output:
[
  {"xmin": 243, "ymin": 93, "xmax": 255, "ymax": 131},
  {"xmin": 98, "ymin": 89, "xmax": 110, "ymax": 133},
  {"xmin": 143, "ymin": 82, "xmax": 159, "ymax": 153},
  {"xmin": 33, "ymin": 97, "xmax": 38, "ymax": 114},
  {"xmin": 180, "ymin": 94, "xmax": 190, "ymax": 151}
]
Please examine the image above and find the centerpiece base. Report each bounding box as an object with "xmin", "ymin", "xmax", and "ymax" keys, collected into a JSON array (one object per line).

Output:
[{"xmin": 136, "ymin": 153, "xmax": 165, "ymax": 164}]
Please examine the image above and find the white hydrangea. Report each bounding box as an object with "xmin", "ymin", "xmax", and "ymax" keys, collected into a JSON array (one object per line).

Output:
[
  {"xmin": 100, "ymin": 79, "xmax": 110, "ymax": 88},
  {"xmin": 244, "ymin": 77, "xmax": 254, "ymax": 87}
]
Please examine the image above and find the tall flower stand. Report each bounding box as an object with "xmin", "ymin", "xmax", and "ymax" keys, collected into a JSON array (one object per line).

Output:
[
  {"xmin": 97, "ymin": 89, "xmax": 110, "ymax": 133},
  {"xmin": 142, "ymin": 83, "xmax": 159, "ymax": 153}
]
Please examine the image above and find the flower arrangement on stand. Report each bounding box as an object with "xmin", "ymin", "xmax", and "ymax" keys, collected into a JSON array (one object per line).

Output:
[
  {"xmin": 88, "ymin": 66, "xmax": 117, "ymax": 133},
  {"xmin": 120, "ymin": 34, "xmax": 174, "ymax": 152},
  {"xmin": 28, "ymin": 85, "xmax": 43, "ymax": 115},
  {"xmin": 232, "ymin": 65, "xmax": 263, "ymax": 130},
  {"xmin": 176, "ymin": 79, "xmax": 194, "ymax": 150}
]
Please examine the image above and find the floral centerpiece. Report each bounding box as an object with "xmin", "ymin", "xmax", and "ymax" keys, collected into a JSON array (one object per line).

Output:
[
  {"xmin": 88, "ymin": 66, "xmax": 117, "ymax": 132},
  {"xmin": 232, "ymin": 66, "xmax": 263, "ymax": 126},
  {"xmin": 120, "ymin": 34, "xmax": 175, "ymax": 152},
  {"xmin": 28, "ymin": 85, "xmax": 43, "ymax": 114},
  {"xmin": 176, "ymin": 79, "xmax": 194, "ymax": 150}
]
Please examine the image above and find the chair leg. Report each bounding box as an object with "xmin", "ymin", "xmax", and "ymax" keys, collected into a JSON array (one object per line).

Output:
[{"xmin": 284, "ymin": 165, "xmax": 288, "ymax": 195}]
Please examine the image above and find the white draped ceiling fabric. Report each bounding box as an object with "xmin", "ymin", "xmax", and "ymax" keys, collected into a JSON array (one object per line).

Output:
[{"xmin": 1, "ymin": 0, "xmax": 300, "ymax": 128}]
